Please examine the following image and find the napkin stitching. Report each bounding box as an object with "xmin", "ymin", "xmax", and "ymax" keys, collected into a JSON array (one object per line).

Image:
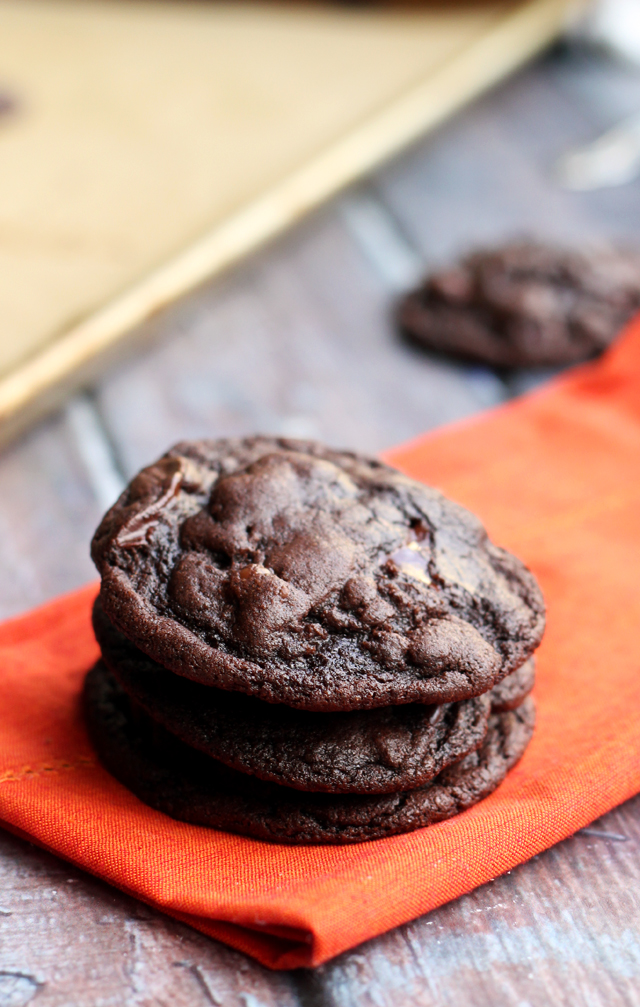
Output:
[{"xmin": 0, "ymin": 755, "xmax": 96, "ymax": 785}]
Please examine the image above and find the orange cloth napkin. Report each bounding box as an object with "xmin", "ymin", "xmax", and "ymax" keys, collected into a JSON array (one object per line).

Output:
[{"xmin": 3, "ymin": 314, "xmax": 640, "ymax": 970}]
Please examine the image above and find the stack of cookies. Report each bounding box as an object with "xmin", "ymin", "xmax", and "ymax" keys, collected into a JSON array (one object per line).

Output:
[{"xmin": 85, "ymin": 437, "xmax": 545, "ymax": 844}]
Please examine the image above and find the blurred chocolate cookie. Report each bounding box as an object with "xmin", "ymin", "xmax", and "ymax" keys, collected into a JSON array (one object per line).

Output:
[
  {"xmin": 91, "ymin": 437, "xmax": 544, "ymax": 712},
  {"xmin": 84, "ymin": 662, "xmax": 535, "ymax": 845},
  {"xmin": 398, "ymin": 242, "xmax": 640, "ymax": 367}
]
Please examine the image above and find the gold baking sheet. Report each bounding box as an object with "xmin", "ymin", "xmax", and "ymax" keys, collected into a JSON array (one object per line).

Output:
[{"xmin": 0, "ymin": 0, "xmax": 576, "ymax": 441}]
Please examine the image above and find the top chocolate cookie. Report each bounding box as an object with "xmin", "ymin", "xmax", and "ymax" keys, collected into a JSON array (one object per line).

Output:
[{"xmin": 91, "ymin": 437, "xmax": 544, "ymax": 711}]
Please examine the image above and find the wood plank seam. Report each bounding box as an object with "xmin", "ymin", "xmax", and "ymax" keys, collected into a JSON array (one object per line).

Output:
[
  {"xmin": 0, "ymin": 756, "xmax": 96, "ymax": 785},
  {"xmin": 65, "ymin": 393, "xmax": 126, "ymax": 511},
  {"xmin": 339, "ymin": 188, "xmax": 512, "ymax": 410},
  {"xmin": 337, "ymin": 189, "xmax": 424, "ymax": 292}
]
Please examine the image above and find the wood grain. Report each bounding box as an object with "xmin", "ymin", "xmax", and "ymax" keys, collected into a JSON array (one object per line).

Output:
[
  {"xmin": 376, "ymin": 44, "xmax": 640, "ymax": 266},
  {"xmin": 0, "ymin": 830, "xmax": 300, "ymax": 1007},
  {"xmin": 308, "ymin": 797, "xmax": 640, "ymax": 1006},
  {"xmin": 0, "ymin": 412, "xmax": 101, "ymax": 619},
  {"xmin": 94, "ymin": 203, "xmax": 499, "ymax": 478}
]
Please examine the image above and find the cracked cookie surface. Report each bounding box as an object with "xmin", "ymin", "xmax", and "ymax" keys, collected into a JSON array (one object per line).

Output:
[{"xmin": 91, "ymin": 437, "xmax": 545, "ymax": 711}]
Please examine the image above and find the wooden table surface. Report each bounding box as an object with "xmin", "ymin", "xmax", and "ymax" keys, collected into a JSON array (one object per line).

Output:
[{"xmin": 2, "ymin": 40, "xmax": 640, "ymax": 1007}]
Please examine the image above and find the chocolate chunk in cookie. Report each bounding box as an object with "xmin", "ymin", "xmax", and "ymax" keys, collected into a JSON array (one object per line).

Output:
[
  {"xmin": 91, "ymin": 437, "xmax": 544, "ymax": 711},
  {"xmin": 84, "ymin": 662, "xmax": 536, "ymax": 845},
  {"xmin": 398, "ymin": 242, "xmax": 640, "ymax": 367}
]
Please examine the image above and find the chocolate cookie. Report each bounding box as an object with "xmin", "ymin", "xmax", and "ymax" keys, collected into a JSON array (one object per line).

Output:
[
  {"xmin": 489, "ymin": 656, "xmax": 535, "ymax": 713},
  {"xmin": 94, "ymin": 597, "xmax": 493, "ymax": 794},
  {"xmin": 84, "ymin": 663, "xmax": 536, "ymax": 845},
  {"xmin": 91, "ymin": 438, "xmax": 544, "ymax": 712},
  {"xmin": 398, "ymin": 242, "xmax": 640, "ymax": 367}
]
